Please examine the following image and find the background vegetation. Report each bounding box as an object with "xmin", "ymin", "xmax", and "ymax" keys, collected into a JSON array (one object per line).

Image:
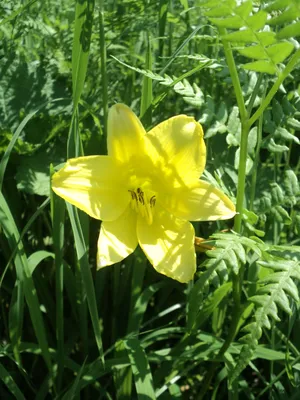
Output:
[{"xmin": 1, "ymin": 0, "xmax": 300, "ymax": 398}]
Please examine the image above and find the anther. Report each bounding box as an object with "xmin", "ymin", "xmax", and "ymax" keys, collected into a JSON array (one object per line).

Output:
[{"xmin": 150, "ymin": 196, "xmax": 156, "ymax": 207}]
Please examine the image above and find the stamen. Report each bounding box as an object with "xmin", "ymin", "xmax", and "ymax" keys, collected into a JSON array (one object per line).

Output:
[
  {"xmin": 150, "ymin": 195, "xmax": 156, "ymax": 207},
  {"xmin": 128, "ymin": 187, "xmax": 156, "ymax": 224}
]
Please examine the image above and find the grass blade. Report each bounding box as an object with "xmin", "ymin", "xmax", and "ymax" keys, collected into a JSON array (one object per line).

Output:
[
  {"xmin": 0, "ymin": 192, "xmax": 52, "ymax": 372},
  {"xmin": 0, "ymin": 363, "xmax": 25, "ymax": 400},
  {"xmin": 50, "ymin": 166, "xmax": 66, "ymax": 392},
  {"xmin": 140, "ymin": 32, "xmax": 153, "ymax": 126},
  {"xmin": 124, "ymin": 338, "xmax": 156, "ymax": 400},
  {"xmin": 72, "ymin": 0, "xmax": 95, "ymax": 107},
  {"xmin": 66, "ymin": 203, "xmax": 104, "ymax": 364}
]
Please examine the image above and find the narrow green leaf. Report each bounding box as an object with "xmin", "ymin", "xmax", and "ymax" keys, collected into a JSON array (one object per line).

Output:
[
  {"xmin": 128, "ymin": 282, "xmax": 166, "ymax": 333},
  {"xmin": 50, "ymin": 166, "xmax": 66, "ymax": 392},
  {"xmin": 8, "ymin": 281, "xmax": 24, "ymax": 366},
  {"xmin": 123, "ymin": 338, "xmax": 156, "ymax": 400},
  {"xmin": 99, "ymin": 8, "xmax": 108, "ymax": 135},
  {"xmin": 194, "ymin": 282, "xmax": 232, "ymax": 329},
  {"xmin": 187, "ymin": 257, "xmax": 227, "ymax": 332},
  {"xmin": 0, "ymin": 192, "xmax": 52, "ymax": 372},
  {"xmin": 0, "ymin": 109, "xmax": 40, "ymax": 190},
  {"xmin": 72, "ymin": 0, "xmax": 95, "ymax": 107},
  {"xmin": 27, "ymin": 251, "xmax": 55, "ymax": 275},
  {"xmin": 66, "ymin": 203, "xmax": 104, "ymax": 364},
  {"xmin": 140, "ymin": 33, "xmax": 153, "ymax": 126},
  {"xmin": 158, "ymin": 0, "xmax": 169, "ymax": 57},
  {"xmin": 62, "ymin": 359, "xmax": 87, "ymax": 400},
  {"xmin": 0, "ymin": 363, "xmax": 25, "ymax": 400}
]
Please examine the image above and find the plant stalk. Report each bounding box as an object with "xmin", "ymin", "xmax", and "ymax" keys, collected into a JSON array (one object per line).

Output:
[
  {"xmin": 99, "ymin": 8, "xmax": 108, "ymax": 136},
  {"xmin": 198, "ymin": 29, "xmax": 250, "ymax": 399}
]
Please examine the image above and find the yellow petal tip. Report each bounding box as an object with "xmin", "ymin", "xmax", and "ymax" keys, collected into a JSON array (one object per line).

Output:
[{"xmin": 97, "ymin": 254, "xmax": 109, "ymax": 269}]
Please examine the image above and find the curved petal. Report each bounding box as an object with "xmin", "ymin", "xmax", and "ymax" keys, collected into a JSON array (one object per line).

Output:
[
  {"xmin": 161, "ymin": 180, "xmax": 236, "ymax": 221},
  {"xmin": 52, "ymin": 156, "xmax": 130, "ymax": 221},
  {"xmin": 97, "ymin": 206, "xmax": 138, "ymax": 268},
  {"xmin": 144, "ymin": 115, "xmax": 206, "ymax": 186},
  {"xmin": 107, "ymin": 103, "xmax": 146, "ymax": 163},
  {"xmin": 137, "ymin": 207, "xmax": 196, "ymax": 283}
]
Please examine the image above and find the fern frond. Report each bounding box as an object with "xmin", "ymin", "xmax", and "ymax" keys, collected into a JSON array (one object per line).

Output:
[
  {"xmin": 202, "ymin": 233, "xmax": 261, "ymax": 285},
  {"xmin": 267, "ymin": 0, "xmax": 300, "ymax": 39},
  {"xmin": 201, "ymin": 0, "xmax": 295, "ymax": 74},
  {"xmin": 229, "ymin": 258, "xmax": 300, "ymax": 384},
  {"xmin": 188, "ymin": 233, "xmax": 262, "ymax": 333}
]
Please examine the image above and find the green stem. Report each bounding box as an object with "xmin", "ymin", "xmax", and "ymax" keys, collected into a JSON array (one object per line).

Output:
[
  {"xmin": 219, "ymin": 29, "xmax": 247, "ymax": 123},
  {"xmin": 198, "ymin": 29, "xmax": 249, "ymax": 400},
  {"xmin": 249, "ymin": 109, "xmax": 263, "ymax": 211},
  {"xmin": 233, "ymin": 122, "xmax": 249, "ymax": 233},
  {"xmin": 246, "ymin": 73, "xmax": 263, "ymax": 116},
  {"xmin": 248, "ymin": 48, "xmax": 300, "ymax": 128},
  {"xmin": 219, "ymin": 28, "xmax": 248, "ymax": 233},
  {"xmin": 99, "ymin": 8, "xmax": 108, "ymax": 136}
]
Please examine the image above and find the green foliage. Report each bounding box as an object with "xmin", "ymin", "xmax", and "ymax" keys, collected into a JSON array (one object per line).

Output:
[
  {"xmin": 201, "ymin": 0, "xmax": 296, "ymax": 74},
  {"xmin": 230, "ymin": 255, "xmax": 300, "ymax": 385},
  {"xmin": 1, "ymin": 0, "xmax": 300, "ymax": 398}
]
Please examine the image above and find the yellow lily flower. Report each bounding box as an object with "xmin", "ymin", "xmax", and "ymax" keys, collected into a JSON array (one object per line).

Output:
[{"xmin": 52, "ymin": 104, "xmax": 235, "ymax": 283}]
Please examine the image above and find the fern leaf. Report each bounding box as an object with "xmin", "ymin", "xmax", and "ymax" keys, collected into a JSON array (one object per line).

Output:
[
  {"xmin": 229, "ymin": 259, "xmax": 300, "ymax": 384},
  {"xmin": 202, "ymin": 0, "xmax": 295, "ymax": 74},
  {"xmin": 268, "ymin": 1, "xmax": 300, "ymax": 25},
  {"xmin": 187, "ymin": 233, "xmax": 260, "ymax": 332},
  {"xmin": 277, "ymin": 22, "xmax": 300, "ymax": 39},
  {"xmin": 284, "ymin": 170, "xmax": 300, "ymax": 200}
]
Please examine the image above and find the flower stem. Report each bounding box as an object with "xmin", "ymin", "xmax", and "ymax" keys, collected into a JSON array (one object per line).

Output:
[
  {"xmin": 218, "ymin": 28, "xmax": 248, "ymax": 233},
  {"xmin": 219, "ymin": 28, "xmax": 247, "ymax": 124},
  {"xmin": 249, "ymin": 104, "xmax": 263, "ymax": 211},
  {"xmin": 198, "ymin": 30, "xmax": 249, "ymax": 400},
  {"xmin": 233, "ymin": 122, "xmax": 249, "ymax": 233}
]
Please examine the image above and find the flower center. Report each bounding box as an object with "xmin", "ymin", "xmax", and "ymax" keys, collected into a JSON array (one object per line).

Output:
[{"xmin": 128, "ymin": 187, "xmax": 156, "ymax": 225}]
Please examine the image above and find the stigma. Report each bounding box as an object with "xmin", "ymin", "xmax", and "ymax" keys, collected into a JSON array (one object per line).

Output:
[{"xmin": 129, "ymin": 187, "xmax": 156, "ymax": 224}]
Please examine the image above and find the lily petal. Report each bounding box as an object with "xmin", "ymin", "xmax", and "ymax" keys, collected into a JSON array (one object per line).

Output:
[
  {"xmin": 97, "ymin": 206, "xmax": 138, "ymax": 268},
  {"xmin": 137, "ymin": 207, "xmax": 196, "ymax": 283},
  {"xmin": 145, "ymin": 116, "xmax": 206, "ymax": 186},
  {"xmin": 161, "ymin": 180, "xmax": 236, "ymax": 221},
  {"xmin": 108, "ymin": 103, "xmax": 146, "ymax": 163},
  {"xmin": 52, "ymin": 156, "xmax": 129, "ymax": 221}
]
